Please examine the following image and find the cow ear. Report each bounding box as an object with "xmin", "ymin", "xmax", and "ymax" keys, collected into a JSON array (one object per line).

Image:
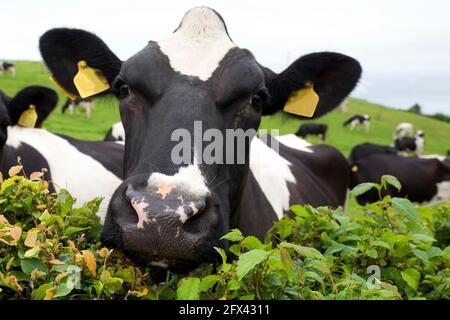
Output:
[
  {"xmin": 262, "ymin": 52, "xmax": 362, "ymax": 118},
  {"xmin": 39, "ymin": 28, "xmax": 122, "ymax": 99},
  {"xmin": 7, "ymin": 86, "xmax": 59, "ymax": 128}
]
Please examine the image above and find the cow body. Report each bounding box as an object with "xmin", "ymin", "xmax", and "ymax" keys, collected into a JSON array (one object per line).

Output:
[
  {"xmin": 62, "ymin": 97, "xmax": 94, "ymax": 119},
  {"xmin": 236, "ymin": 135, "xmax": 349, "ymax": 239},
  {"xmin": 394, "ymin": 122, "xmax": 414, "ymax": 139},
  {"xmin": 350, "ymin": 153, "xmax": 450, "ymax": 204},
  {"xmin": 395, "ymin": 130, "xmax": 425, "ymax": 156},
  {"xmin": 0, "ymin": 87, "xmax": 124, "ymax": 220},
  {"xmin": 0, "ymin": 62, "xmax": 16, "ymax": 77},
  {"xmin": 295, "ymin": 123, "xmax": 328, "ymax": 141},
  {"xmin": 349, "ymin": 142, "xmax": 397, "ymax": 163},
  {"xmin": 343, "ymin": 114, "xmax": 370, "ymax": 132}
]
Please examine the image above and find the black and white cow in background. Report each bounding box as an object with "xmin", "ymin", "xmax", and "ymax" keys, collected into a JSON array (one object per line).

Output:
[
  {"xmin": 395, "ymin": 130, "xmax": 425, "ymax": 156},
  {"xmin": 104, "ymin": 121, "xmax": 125, "ymax": 142},
  {"xmin": 40, "ymin": 6, "xmax": 362, "ymax": 270},
  {"xmin": 0, "ymin": 62, "xmax": 16, "ymax": 77},
  {"xmin": 343, "ymin": 114, "xmax": 370, "ymax": 132},
  {"xmin": 350, "ymin": 153, "xmax": 450, "ymax": 204},
  {"xmin": 295, "ymin": 123, "xmax": 328, "ymax": 141},
  {"xmin": 393, "ymin": 122, "xmax": 414, "ymax": 140},
  {"xmin": 0, "ymin": 86, "xmax": 124, "ymax": 219},
  {"xmin": 61, "ymin": 97, "xmax": 94, "ymax": 119}
]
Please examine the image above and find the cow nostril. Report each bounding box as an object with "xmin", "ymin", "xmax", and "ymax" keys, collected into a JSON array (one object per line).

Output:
[{"xmin": 176, "ymin": 200, "xmax": 206, "ymax": 224}]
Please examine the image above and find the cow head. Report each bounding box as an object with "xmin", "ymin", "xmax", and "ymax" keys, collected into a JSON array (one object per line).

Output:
[
  {"xmin": 40, "ymin": 6, "xmax": 362, "ymax": 269},
  {"xmin": 0, "ymin": 86, "xmax": 58, "ymax": 157}
]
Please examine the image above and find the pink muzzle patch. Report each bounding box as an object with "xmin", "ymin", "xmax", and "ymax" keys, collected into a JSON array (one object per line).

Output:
[{"xmin": 130, "ymin": 199, "xmax": 149, "ymax": 229}]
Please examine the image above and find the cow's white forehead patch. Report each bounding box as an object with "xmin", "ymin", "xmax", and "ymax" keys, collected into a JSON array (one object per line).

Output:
[
  {"xmin": 158, "ymin": 6, "xmax": 235, "ymax": 81},
  {"xmin": 249, "ymin": 136, "xmax": 296, "ymax": 219},
  {"xmin": 147, "ymin": 164, "xmax": 209, "ymax": 197}
]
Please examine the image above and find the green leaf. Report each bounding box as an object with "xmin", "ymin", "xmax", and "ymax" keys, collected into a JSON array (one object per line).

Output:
[
  {"xmin": 349, "ymin": 182, "xmax": 377, "ymax": 198},
  {"xmin": 381, "ymin": 175, "xmax": 401, "ymax": 191},
  {"xmin": 177, "ymin": 277, "xmax": 201, "ymax": 300},
  {"xmin": 64, "ymin": 226, "xmax": 89, "ymax": 236},
  {"xmin": 391, "ymin": 198, "xmax": 420, "ymax": 222},
  {"xmin": 33, "ymin": 282, "xmax": 54, "ymax": 300},
  {"xmin": 401, "ymin": 268, "xmax": 421, "ymax": 290},
  {"xmin": 200, "ymin": 275, "xmax": 221, "ymax": 292},
  {"xmin": 227, "ymin": 279, "xmax": 242, "ymax": 291},
  {"xmin": 236, "ymin": 249, "xmax": 268, "ymax": 280},
  {"xmin": 220, "ymin": 229, "xmax": 244, "ymax": 242},
  {"xmin": 20, "ymin": 259, "xmax": 47, "ymax": 275},
  {"xmin": 442, "ymin": 246, "xmax": 450, "ymax": 261},
  {"xmin": 241, "ymin": 236, "xmax": 265, "ymax": 250},
  {"xmin": 280, "ymin": 242, "xmax": 325, "ymax": 260},
  {"xmin": 411, "ymin": 233, "xmax": 436, "ymax": 243},
  {"xmin": 366, "ymin": 248, "xmax": 378, "ymax": 259}
]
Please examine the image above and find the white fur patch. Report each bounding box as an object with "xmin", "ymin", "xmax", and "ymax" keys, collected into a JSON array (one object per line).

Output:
[
  {"xmin": 6, "ymin": 126, "xmax": 122, "ymax": 221},
  {"xmin": 275, "ymin": 134, "xmax": 313, "ymax": 153},
  {"xmin": 420, "ymin": 154, "xmax": 446, "ymax": 161},
  {"xmin": 431, "ymin": 181, "xmax": 450, "ymax": 203},
  {"xmin": 158, "ymin": 7, "xmax": 235, "ymax": 81},
  {"xmin": 147, "ymin": 164, "xmax": 209, "ymax": 197},
  {"xmin": 249, "ymin": 137, "xmax": 296, "ymax": 219},
  {"xmin": 111, "ymin": 122, "xmax": 125, "ymax": 141}
]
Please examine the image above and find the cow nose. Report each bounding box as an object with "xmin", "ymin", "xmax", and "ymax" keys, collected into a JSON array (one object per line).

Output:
[{"xmin": 124, "ymin": 183, "xmax": 207, "ymax": 228}]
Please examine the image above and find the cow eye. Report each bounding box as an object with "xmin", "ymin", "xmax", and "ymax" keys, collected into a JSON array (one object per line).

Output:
[
  {"xmin": 250, "ymin": 89, "xmax": 268, "ymax": 106},
  {"xmin": 119, "ymin": 84, "xmax": 129, "ymax": 99}
]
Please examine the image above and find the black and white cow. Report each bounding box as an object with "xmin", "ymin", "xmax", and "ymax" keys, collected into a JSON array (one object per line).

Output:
[
  {"xmin": 39, "ymin": 7, "xmax": 362, "ymax": 269},
  {"xmin": 348, "ymin": 142, "xmax": 397, "ymax": 163},
  {"xmin": 350, "ymin": 153, "xmax": 450, "ymax": 204},
  {"xmin": 0, "ymin": 62, "xmax": 16, "ymax": 77},
  {"xmin": 343, "ymin": 114, "xmax": 370, "ymax": 132},
  {"xmin": 295, "ymin": 123, "xmax": 328, "ymax": 141},
  {"xmin": 395, "ymin": 130, "xmax": 425, "ymax": 156},
  {"xmin": 0, "ymin": 86, "xmax": 124, "ymax": 219},
  {"xmin": 393, "ymin": 122, "xmax": 414, "ymax": 140},
  {"xmin": 104, "ymin": 121, "xmax": 125, "ymax": 142},
  {"xmin": 61, "ymin": 97, "xmax": 94, "ymax": 119}
]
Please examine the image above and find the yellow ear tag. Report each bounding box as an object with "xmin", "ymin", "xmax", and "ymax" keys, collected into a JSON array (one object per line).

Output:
[
  {"xmin": 18, "ymin": 105, "xmax": 38, "ymax": 128},
  {"xmin": 73, "ymin": 60, "xmax": 110, "ymax": 98},
  {"xmin": 351, "ymin": 164, "xmax": 359, "ymax": 172},
  {"xmin": 49, "ymin": 75, "xmax": 76, "ymax": 100},
  {"xmin": 283, "ymin": 82, "xmax": 319, "ymax": 117}
]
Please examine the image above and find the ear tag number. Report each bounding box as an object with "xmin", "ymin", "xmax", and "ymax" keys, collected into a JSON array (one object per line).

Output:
[
  {"xmin": 283, "ymin": 81, "xmax": 319, "ymax": 117},
  {"xmin": 73, "ymin": 60, "xmax": 110, "ymax": 98},
  {"xmin": 18, "ymin": 104, "xmax": 38, "ymax": 128},
  {"xmin": 49, "ymin": 75, "xmax": 76, "ymax": 100}
]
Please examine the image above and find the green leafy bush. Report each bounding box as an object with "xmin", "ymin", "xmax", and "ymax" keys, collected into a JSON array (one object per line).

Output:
[{"xmin": 0, "ymin": 169, "xmax": 449, "ymax": 300}]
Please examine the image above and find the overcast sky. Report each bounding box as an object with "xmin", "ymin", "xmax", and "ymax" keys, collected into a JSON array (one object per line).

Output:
[{"xmin": 1, "ymin": 0, "xmax": 449, "ymax": 114}]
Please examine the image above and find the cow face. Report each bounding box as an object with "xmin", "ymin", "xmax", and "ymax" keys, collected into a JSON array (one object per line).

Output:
[
  {"xmin": 0, "ymin": 91, "xmax": 11, "ymax": 153},
  {"xmin": 40, "ymin": 6, "xmax": 362, "ymax": 269}
]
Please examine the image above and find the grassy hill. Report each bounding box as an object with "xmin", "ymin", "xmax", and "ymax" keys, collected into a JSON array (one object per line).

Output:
[{"xmin": 1, "ymin": 60, "xmax": 449, "ymax": 157}]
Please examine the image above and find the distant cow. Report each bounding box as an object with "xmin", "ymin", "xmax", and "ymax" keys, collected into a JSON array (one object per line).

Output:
[
  {"xmin": 295, "ymin": 123, "xmax": 328, "ymax": 141},
  {"xmin": 338, "ymin": 98, "xmax": 349, "ymax": 113},
  {"xmin": 61, "ymin": 97, "xmax": 94, "ymax": 119},
  {"xmin": 343, "ymin": 114, "xmax": 370, "ymax": 132},
  {"xmin": 395, "ymin": 130, "xmax": 425, "ymax": 156},
  {"xmin": 104, "ymin": 121, "xmax": 125, "ymax": 142},
  {"xmin": 348, "ymin": 142, "xmax": 397, "ymax": 163},
  {"xmin": 0, "ymin": 62, "xmax": 16, "ymax": 77},
  {"xmin": 394, "ymin": 122, "xmax": 414, "ymax": 139},
  {"xmin": 350, "ymin": 153, "xmax": 450, "ymax": 204}
]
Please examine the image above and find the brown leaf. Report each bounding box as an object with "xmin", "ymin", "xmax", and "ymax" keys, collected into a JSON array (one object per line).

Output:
[
  {"xmin": 49, "ymin": 259, "xmax": 65, "ymax": 265},
  {"xmin": 8, "ymin": 165, "xmax": 23, "ymax": 177},
  {"xmin": 30, "ymin": 171, "xmax": 44, "ymax": 181},
  {"xmin": 0, "ymin": 171, "xmax": 3, "ymax": 183},
  {"xmin": 82, "ymin": 250, "xmax": 97, "ymax": 277},
  {"xmin": 24, "ymin": 246, "xmax": 41, "ymax": 258},
  {"xmin": 6, "ymin": 257, "xmax": 14, "ymax": 271},
  {"xmin": 24, "ymin": 231, "xmax": 38, "ymax": 247},
  {"xmin": 0, "ymin": 215, "xmax": 9, "ymax": 224},
  {"xmin": 10, "ymin": 226, "xmax": 22, "ymax": 243}
]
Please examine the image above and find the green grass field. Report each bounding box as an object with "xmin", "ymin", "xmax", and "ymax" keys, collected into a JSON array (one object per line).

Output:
[{"xmin": 1, "ymin": 60, "xmax": 449, "ymax": 156}]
